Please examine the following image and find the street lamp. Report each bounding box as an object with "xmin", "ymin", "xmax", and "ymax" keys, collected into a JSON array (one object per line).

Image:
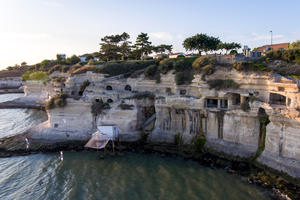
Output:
[{"xmin": 270, "ymin": 30, "xmax": 273, "ymax": 49}]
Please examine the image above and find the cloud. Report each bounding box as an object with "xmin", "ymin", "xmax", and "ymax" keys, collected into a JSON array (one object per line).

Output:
[
  {"xmin": 43, "ymin": 1, "xmax": 63, "ymax": 7},
  {"xmin": 149, "ymin": 32, "xmax": 173, "ymax": 41}
]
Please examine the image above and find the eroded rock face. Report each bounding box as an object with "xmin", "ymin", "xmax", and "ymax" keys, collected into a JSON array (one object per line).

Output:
[{"xmin": 27, "ymin": 67, "xmax": 300, "ymax": 177}]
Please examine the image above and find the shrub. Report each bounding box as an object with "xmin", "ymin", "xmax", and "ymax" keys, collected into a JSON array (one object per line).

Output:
[
  {"xmin": 241, "ymin": 100, "xmax": 250, "ymax": 112},
  {"xmin": 175, "ymin": 71, "xmax": 193, "ymax": 85},
  {"xmin": 46, "ymin": 93, "xmax": 68, "ymax": 110},
  {"xmin": 206, "ymin": 79, "xmax": 240, "ymax": 90},
  {"xmin": 232, "ymin": 62, "xmax": 271, "ymax": 72},
  {"xmin": 174, "ymin": 133, "xmax": 183, "ymax": 146},
  {"xmin": 192, "ymin": 56, "xmax": 217, "ymax": 70},
  {"xmin": 191, "ymin": 135, "xmax": 206, "ymax": 152},
  {"xmin": 51, "ymin": 77, "xmax": 66, "ymax": 83},
  {"xmin": 201, "ymin": 64, "xmax": 215, "ymax": 80},
  {"xmin": 265, "ymin": 49, "xmax": 300, "ymax": 63},
  {"xmin": 174, "ymin": 59, "xmax": 192, "ymax": 72},
  {"xmin": 98, "ymin": 60, "xmax": 154, "ymax": 77},
  {"xmin": 22, "ymin": 70, "xmax": 49, "ymax": 82},
  {"xmin": 144, "ymin": 64, "xmax": 158, "ymax": 79},
  {"xmin": 91, "ymin": 99, "xmax": 110, "ymax": 116},
  {"xmin": 158, "ymin": 58, "xmax": 175, "ymax": 74}
]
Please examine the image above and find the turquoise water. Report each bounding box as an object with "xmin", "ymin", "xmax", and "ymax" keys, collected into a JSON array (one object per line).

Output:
[{"xmin": 0, "ymin": 94, "xmax": 271, "ymax": 200}]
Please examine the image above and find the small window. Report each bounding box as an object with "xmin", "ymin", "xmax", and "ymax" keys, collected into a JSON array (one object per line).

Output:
[
  {"xmin": 180, "ymin": 89, "xmax": 186, "ymax": 95},
  {"xmin": 206, "ymin": 99, "xmax": 218, "ymax": 108},
  {"xmin": 125, "ymin": 85, "xmax": 132, "ymax": 91},
  {"xmin": 220, "ymin": 99, "xmax": 228, "ymax": 109},
  {"xmin": 54, "ymin": 123, "xmax": 58, "ymax": 128},
  {"xmin": 107, "ymin": 99, "xmax": 113, "ymax": 103},
  {"xmin": 95, "ymin": 99, "xmax": 100, "ymax": 102},
  {"xmin": 106, "ymin": 85, "xmax": 113, "ymax": 90}
]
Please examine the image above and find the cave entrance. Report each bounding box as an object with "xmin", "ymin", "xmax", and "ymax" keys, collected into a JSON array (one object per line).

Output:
[
  {"xmin": 269, "ymin": 93, "xmax": 286, "ymax": 105},
  {"xmin": 232, "ymin": 93, "xmax": 241, "ymax": 105},
  {"xmin": 106, "ymin": 85, "xmax": 113, "ymax": 90},
  {"xmin": 125, "ymin": 85, "xmax": 132, "ymax": 91}
]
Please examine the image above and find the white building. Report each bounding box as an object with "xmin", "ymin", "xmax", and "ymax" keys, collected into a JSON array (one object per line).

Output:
[{"xmin": 168, "ymin": 52, "xmax": 186, "ymax": 58}]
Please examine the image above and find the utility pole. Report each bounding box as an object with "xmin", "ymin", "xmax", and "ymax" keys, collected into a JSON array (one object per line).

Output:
[{"xmin": 270, "ymin": 30, "xmax": 273, "ymax": 50}]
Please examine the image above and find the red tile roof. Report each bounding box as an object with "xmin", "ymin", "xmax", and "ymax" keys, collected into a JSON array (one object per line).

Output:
[{"xmin": 253, "ymin": 43, "xmax": 290, "ymax": 52}]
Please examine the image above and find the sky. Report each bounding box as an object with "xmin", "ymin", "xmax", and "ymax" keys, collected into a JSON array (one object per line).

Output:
[{"xmin": 0, "ymin": 0, "xmax": 300, "ymax": 69}]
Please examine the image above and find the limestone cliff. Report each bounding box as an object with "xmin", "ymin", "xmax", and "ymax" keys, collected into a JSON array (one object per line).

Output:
[{"xmin": 27, "ymin": 66, "xmax": 300, "ymax": 178}]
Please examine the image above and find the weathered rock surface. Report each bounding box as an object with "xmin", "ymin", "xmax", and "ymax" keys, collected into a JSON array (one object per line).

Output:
[{"xmin": 3, "ymin": 66, "xmax": 300, "ymax": 179}]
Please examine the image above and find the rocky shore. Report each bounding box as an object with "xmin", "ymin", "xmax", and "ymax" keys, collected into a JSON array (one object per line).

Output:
[
  {"xmin": 0, "ymin": 134, "xmax": 299, "ymax": 200},
  {"xmin": 0, "ymin": 96, "xmax": 45, "ymax": 110}
]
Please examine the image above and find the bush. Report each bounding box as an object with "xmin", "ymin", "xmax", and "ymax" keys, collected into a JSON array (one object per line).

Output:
[
  {"xmin": 144, "ymin": 64, "xmax": 158, "ymax": 78},
  {"xmin": 46, "ymin": 93, "xmax": 68, "ymax": 110},
  {"xmin": 206, "ymin": 79, "xmax": 240, "ymax": 90},
  {"xmin": 191, "ymin": 135, "xmax": 206, "ymax": 152},
  {"xmin": 159, "ymin": 58, "xmax": 175, "ymax": 73},
  {"xmin": 232, "ymin": 62, "xmax": 271, "ymax": 72},
  {"xmin": 174, "ymin": 133, "xmax": 183, "ymax": 146},
  {"xmin": 265, "ymin": 49, "xmax": 300, "ymax": 63},
  {"xmin": 201, "ymin": 64, "xmax": 215, "ymax": 80},
  {"xmin": 75, "ymin": 60, "xmax": 155, "ymax": 77},
  {"xmin": 175, "ymin": 71, "xmax": 193, "ymax": 85},
  {"xmin": 51, "ymin": 77, "xmax": 66, "ymax": 83},
  {"xmin": 192, "ymin": 56, "xmax": 217, "ymax": 70},
  {"xmin": 174, "ymin": 59, "xmax": 192, "ymax": 72},
  {"xmin": 91, "ymin": 99, "xmax": 110, "ymax": 116},
  {"xmin": 22, "ymin": 70, "xmax": 49, "ymax": 82},
  {"xmin": 241, "ymin": 100, "xmax": 250, "ymax": 112}
]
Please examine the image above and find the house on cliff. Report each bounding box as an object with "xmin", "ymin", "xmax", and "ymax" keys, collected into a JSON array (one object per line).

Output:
[{"xmin": 253, "ymin": 42, "xmax": 290, "ymax": 55}]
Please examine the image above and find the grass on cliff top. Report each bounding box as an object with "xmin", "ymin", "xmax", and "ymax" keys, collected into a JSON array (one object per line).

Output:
[
  {"xmin": 22, "ymin": 70, "xmax": 49, "ymax": 82},
  {"xmin": 71, "ymin": 60, "xmax": 155, "ymax": 77}
]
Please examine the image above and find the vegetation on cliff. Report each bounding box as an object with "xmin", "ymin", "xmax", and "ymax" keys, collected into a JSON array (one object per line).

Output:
[
  {"xmin": 78, "ymin": 80, "xmax": 90, "ymax": 96},
  {"xmin": 46, "ymin": 93, "xmax": 68, "ymax": 110},
  {"xmin": 22, "ymin": 70, "xmax": 49, "ymax": 82},
  {"xmin": 91, "ymin": 99, "xmax": 110, "ymax": 116},
  {"xmin": 207, "ymin": 79, "xmax": 240, "ymax": 90}
]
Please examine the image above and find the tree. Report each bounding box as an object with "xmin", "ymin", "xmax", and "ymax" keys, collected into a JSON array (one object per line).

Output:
[
  {"xmin": 21, "ymin": 62, "xmax": 27, "ymax": 66},
  {"xmin": 99, "ymin": 32, "xmax": 131, "ymax": 61},
  {"xmin": 135, "ymin": 32, "xmax": 152, "ymax": 59},
  {"xmin": 66, "ymin": 55, "xmax": 80, "ymax": 65},
  {"xmin": 183, "ymin": 33, "xmax": 221, "ymax": 55},
  {"xmin": 290, "ymin": 40, "xmax": 300, "ymax": 49},
  {"xmin": 153, "ymin": 44, "xmax": 173, "ymax": 54},
  {"xmin": 218, "ymin": 42, "xmax": 241, "ymax": 54},
  {"xmin": 119, "ymin": 40, "xmax": 132, "ymax": 60}
]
